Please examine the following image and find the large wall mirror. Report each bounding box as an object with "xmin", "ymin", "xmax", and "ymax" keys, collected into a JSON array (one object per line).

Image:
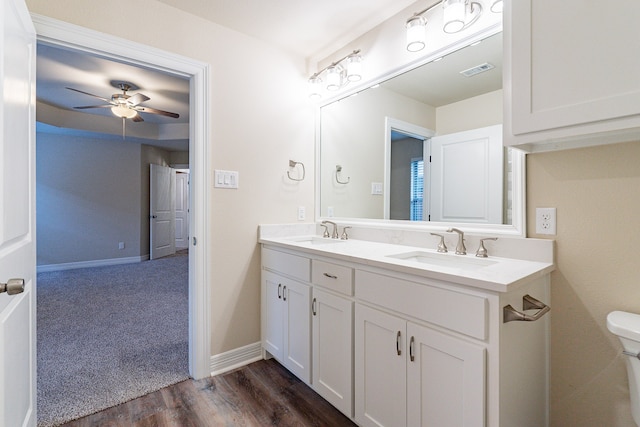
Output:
[{"xmin": 317, "ymin": 31, "xmax": 525, "ymax": 236}]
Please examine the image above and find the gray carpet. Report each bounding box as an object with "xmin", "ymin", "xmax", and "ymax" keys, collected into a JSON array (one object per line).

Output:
[{"xmin": 37, "ymin": 252, "xmax": 190, "ymax": 426}]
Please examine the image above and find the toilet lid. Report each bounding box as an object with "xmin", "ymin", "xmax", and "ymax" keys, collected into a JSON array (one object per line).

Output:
[{"xmin": 607, "ymin": 311, "xmax": 640, "ymax": 342}]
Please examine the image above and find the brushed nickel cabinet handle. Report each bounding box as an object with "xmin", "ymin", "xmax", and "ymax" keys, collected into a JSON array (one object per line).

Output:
[
  {"xmin": 312, "ymin": 298, "xmax": 317, "ymax": 316},
  {"xmin": 409, "ymin": 336, "xmax": 415, "ymax": 362},
  {"xmin": 396, "ymin": 331, "xmax": 402, "ymax": 356},
  {"xmin": 277, "ymin": 284, "xmax": 282, "ymax": 299},
  {"xmin": 283, "ymin": 286, "xmax": 287, "ymax": 301},
  {"xmin": 323, "ymin": 272, "xmax": 338, "ymax": 279}
]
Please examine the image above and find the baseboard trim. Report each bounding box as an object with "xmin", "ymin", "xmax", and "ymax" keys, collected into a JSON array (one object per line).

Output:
[
  {"xmin": 210, "ymin": 342, "xmax": 263, "ymax": 377},
  {"xmin": 37, "ymin": 255, "xmax": 150, "ymax": 273}
]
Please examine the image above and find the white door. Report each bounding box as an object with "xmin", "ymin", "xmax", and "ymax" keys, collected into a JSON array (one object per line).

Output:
[
  {"xmin": 312, "ymin": 288, "xmax": 353, "ymax": 417},
  {"xmin": 175, "ymin": 172, "xmax": 189, "ymax": 249},
  {"xmin": 355, "ymin": 304, "xmax": 407, "ymax": 427},
  {"xmin": 283, "ymin": 279, "xmax": 311, "ymax": 383},
  {"xmin": 150, "ymin": 164, "xmax": 176, "ymax": 259},
  {"xmin": 0, "ymin": 0, "xmax": 37, "ymax": 426},
  {"xmin": 430, "ymin": 124, "xmax": 503, "ymax": 223},
  {"xmin": 407, "ymin": 322, "xmax": 486, "ymax": 427}
]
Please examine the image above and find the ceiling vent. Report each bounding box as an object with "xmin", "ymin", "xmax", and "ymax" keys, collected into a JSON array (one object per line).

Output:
[{"xmin": 460, "ymin": 62, "xmax": 495, "ymax": 77}]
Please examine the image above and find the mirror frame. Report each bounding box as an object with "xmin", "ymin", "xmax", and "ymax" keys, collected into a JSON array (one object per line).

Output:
[{"xmin": 314, "ymin": 25, "xmax": 526, "ymax": 237}]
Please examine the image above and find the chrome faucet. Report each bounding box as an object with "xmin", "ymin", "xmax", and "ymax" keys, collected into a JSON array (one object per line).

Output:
[
  {"xmin": 447, "ymin": 228, "xmax": 466, "ymax": 255},
  {"xmin": 321, "ymin": 220, "xmax": 339, "ymax": 239}
]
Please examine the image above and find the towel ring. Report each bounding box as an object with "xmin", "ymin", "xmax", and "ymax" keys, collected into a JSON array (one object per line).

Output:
[
  {"xmin": 287, "ymin": 160, "xmax": 305, "ymax": 181},
  {"xmin": 336, "ymin": 165, "xmax": 350, "ymax": 184}
]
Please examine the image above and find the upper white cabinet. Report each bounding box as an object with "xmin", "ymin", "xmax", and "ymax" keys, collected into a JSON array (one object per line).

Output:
[{"xmin": 504, "ymin": 0, "xmax": 640, "ymax": 151}]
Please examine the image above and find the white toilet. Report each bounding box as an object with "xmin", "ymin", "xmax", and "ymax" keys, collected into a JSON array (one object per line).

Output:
[{"xmin": 607, "ymin": 310, "xmax": 640, "ymax": 426}]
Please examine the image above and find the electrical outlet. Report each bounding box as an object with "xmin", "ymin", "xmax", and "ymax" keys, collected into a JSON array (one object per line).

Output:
[
  {"xmin": 118, "ymin": 242, "xmax": 125, "ymax": 250},
  {"xmin": 535, "ymin": 208, "xmax": 557, "ymax": 235},
  {"xmin": 297, "ymin": 206, "xmax": 305, "ymax": 221}
]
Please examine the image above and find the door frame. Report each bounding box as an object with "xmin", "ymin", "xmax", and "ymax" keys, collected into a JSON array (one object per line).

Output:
[{"xmin": 32, "ymin": 14, "xmax": 212, "ymax": 380}]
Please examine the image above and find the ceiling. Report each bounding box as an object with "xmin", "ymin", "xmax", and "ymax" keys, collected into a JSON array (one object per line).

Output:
[{"xmin": 36, "ymin": 0, "xmax": 417, "ymax": 151}]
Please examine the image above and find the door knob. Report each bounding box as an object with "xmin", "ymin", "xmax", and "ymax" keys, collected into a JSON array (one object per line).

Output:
[
  {"xmin": 151, "ymin": 215, "xmax": 158, "ymax": 218},
  {"xmin": 1, "ymin": 278, "xmax": 25, "ymax": 295}
]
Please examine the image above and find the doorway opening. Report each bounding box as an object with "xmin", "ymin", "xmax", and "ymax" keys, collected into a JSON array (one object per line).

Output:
[{"xmin": 32, "ymin": 14, "xmax": 211, "ymax": 424}]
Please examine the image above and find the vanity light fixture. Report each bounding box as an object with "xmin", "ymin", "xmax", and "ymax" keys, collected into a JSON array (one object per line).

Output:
[
  {"xmin": 406, "ymin": 0, "xmax": 487, "ymax": 52},
  {"xmin": 308, "ymin": 50, "xmax": 363, "ymax": 98}
]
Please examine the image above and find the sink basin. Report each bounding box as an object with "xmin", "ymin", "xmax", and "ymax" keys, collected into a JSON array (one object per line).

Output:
[
  {"xmin": 287, "ymin": 236, "xmax": 345, "ymax": 245},
  {"xmin": 386, "ymin": 251, "xmax": 497, "ymax": 270}
]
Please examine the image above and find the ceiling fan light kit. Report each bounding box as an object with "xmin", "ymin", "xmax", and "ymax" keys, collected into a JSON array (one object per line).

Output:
[{"xmin": 66, "ymin": 79, "xmax": 180, "ymax": 138}]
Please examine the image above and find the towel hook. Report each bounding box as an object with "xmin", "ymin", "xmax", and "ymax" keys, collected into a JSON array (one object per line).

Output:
[
  {"xmin": 287, "ymin": 160, "xmax": 305, "ymax": 181},
  {"xmin": 335, "ymin": 165, "xmax": 350, "ymax": 184}
]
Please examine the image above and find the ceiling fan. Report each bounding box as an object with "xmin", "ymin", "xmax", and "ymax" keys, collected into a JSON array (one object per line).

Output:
[{"xmin": 66, "ymin": 80, "xmax": 180, "ymax": 137}]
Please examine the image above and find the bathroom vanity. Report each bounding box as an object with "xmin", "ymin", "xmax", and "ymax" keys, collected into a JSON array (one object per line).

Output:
[{"xmin": 259, "ymin": 225, "xmax": 554, "ymax": 427}]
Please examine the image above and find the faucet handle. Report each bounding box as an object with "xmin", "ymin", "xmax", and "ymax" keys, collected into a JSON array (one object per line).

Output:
[
  {"xmin": 341, "ymin": 226, "xmax": 352, "ymax": 240},
  {"xmin": 476, "ymin": 237, "xmax": 498, "ymax": 258},
  {"xmin": 430, "ymin": 233, "xmax": 448, "ymax": 253},
  {"xmin": 321, "ymin": 224, "xmax": 330, "ymax": 238}
]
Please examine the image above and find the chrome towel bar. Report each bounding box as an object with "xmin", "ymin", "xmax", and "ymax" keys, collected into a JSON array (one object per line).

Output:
[{"xmin": 503, "ymin": 294, "xmax": 550, "ymax": 323}]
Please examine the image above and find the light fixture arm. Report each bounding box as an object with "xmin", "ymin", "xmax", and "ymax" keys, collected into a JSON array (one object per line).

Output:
[
  {"xmin": 409, "ymin": 0, "xmax": 443, "ymax": 22},
  {"xmin": 310, "ymin": 49, "xmax": 361, "ymax": 80}
]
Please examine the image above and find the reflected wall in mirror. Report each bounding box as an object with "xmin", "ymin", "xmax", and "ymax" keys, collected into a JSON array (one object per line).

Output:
[{"xmin": 319, "ymin": 32, "xmax": 516, "ymax": 226}]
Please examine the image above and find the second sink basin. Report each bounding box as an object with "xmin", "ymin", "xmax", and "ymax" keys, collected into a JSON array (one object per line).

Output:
[{"xmin": 386, "ymin": 250, "xmax": 497, "ymax": 270}]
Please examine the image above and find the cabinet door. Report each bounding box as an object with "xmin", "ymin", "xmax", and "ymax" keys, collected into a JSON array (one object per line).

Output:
[
  {"xmin": 506, "ymin": 0, "xmax": 640, "ymax": 148},
  {"xmin": 355, "ymin": 304, "xmax": 407, "ymax": 427},
  {"xmin": 312, "ymin": 288, "xmax": 353, "ymax": 417},
  {"xmin": 407, "ymin": 323, "xmax": 486, "ymax": 427},
  {"xmin": 283, "ymin": 278, "xmax": 311, "ymax": 383},
  {"xmin": 262, "ymin": 270, "xmax": 285, "ymax": 360}
]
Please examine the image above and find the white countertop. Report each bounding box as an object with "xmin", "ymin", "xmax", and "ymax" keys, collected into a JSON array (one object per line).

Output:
[{"xmin": 259, "ymin": 235, "xmax": 555, "ymax": 293}]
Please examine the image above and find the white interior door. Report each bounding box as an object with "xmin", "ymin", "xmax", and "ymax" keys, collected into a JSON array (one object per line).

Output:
[
  {"xmin": 150, "ymin": 164, "xmax": 176, "ymax": 260},
  {"xmin": 175, "ymin": 171, "xmax": 189, "ymax": 249},
  {"xmin": 430, "ymin": 124, "xmax": 503, "ymax": 223},
  {"xmin": 0, "ymin": 0, "xmax": 37, "ymax": 425}
]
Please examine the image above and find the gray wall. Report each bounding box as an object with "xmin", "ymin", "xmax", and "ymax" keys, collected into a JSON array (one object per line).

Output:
[{"xmin": 36, "ymin": 132, "xmax": 172, "ymax": 266}]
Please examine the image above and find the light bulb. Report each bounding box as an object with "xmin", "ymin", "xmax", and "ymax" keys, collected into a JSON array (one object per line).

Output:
[
  {"xmin": 443, "ymin": 0, "xmax": 466, "ymax": 33},
  {"xmin": 326, "ymin": 65, "xmax": 342, "ymax": 91},
  {"xmin": 346, "ymin": 54, "xmax": 362, "ymax": 82},
  {"xmin": 406, "ymin": 15, "xmax": 427, "ymax": 52}
]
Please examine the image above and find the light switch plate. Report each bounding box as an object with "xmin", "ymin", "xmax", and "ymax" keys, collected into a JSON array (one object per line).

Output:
[{"xmin": 214, "ymin": 170, "xmax": 239, "ymax": 189}]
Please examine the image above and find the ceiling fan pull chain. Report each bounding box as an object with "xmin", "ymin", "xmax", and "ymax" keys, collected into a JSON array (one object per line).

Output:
[{"xmin": 122, "ymin": 117, "xmax": 126, "ymax": 139}]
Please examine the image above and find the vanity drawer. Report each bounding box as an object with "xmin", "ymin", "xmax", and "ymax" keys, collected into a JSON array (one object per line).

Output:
[
  {"xmin": 262, "ymin": 247, "xmax": 310, "ymax": 282},
  {"xmin": 312, "ymin": 260, "xmax": 354, "ymax": 296},
  {"xmin": 355, "ymin": 270, "xmax": 487, "ymax": 340}
]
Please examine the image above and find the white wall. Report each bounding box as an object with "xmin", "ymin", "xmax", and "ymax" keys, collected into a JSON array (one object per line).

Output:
[{"xmin": 27, "ymin": 0, "xmax": 315, "ymax": 355}]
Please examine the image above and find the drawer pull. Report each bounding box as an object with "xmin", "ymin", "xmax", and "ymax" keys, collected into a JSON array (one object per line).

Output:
[
  {"xmin": 503, "ymin": 294, "xmax": 550, "ymax": 323},
  {"xmin": 277, "ymin": 283, "xmax": 282, "ymax": 299},
  {"xmin": 312, "ymin": 298, "xmax": 317, "ymax": 316},
  {"xmin": 409, "ymin": 336, "xmax": 415, "ymax": 362},
  {"xmin": 396, "ymin": 331, "xmax": 402, "ymax": 356},
  {"xmin": 323, "ymin": 272, "xmax": 338, "ymax": 279},
  {"xmin": 283, "ymin": 286, "xmax": 287, "ymax": 301}
]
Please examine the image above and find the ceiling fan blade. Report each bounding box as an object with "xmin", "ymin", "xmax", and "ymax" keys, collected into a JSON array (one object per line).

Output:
[
  {"xmin": 73, "ymin": 105, "xmax": 113, "ymax": 110},
  {"xmin": 132, "ymin": 113, "xmax": 144, "ymax": 123},
  {"xmin": 135, "ymin": 106, "xmax": 179, "ymax": 119},
  {"xmin": 66, "ymin": 87, "xmax": 113, "ymax": 104},
  {"xmin": 127, "ymin": 93, "xmax": 150, "ymax": 106}
]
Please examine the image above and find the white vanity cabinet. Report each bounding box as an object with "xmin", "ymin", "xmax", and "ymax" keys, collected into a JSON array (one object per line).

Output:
[
  {"xmin": 261, "ymin": 248, "xmax": 312, "ymax": 383},
  {"xmin": 261, "ymin": 241, "xmax": 551, "ymax": 427},
  {"xmin": 505, "ymin": 0, "xmax": 640, "ymax": 151}
]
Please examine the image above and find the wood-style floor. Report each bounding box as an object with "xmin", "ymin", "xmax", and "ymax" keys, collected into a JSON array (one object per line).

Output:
[{"xmin": 60, "ymin": 359, "xmax": 357, "ymax": 427}]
